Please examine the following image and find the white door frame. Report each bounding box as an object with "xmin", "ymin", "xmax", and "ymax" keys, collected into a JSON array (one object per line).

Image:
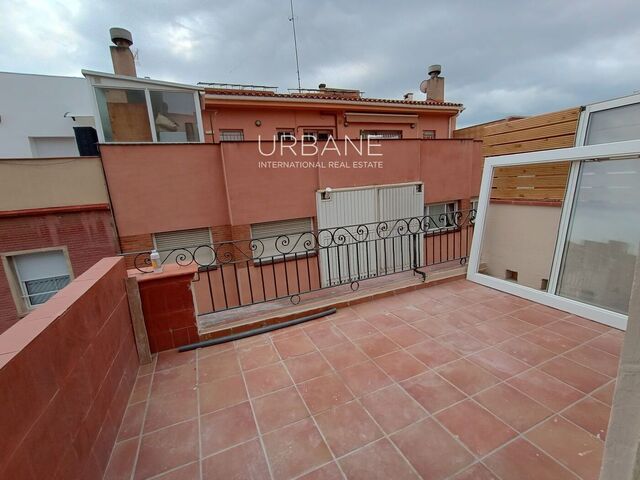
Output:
[{"xmin": 467, "ymin": 139, "xmax": 640, "ymax": 330}]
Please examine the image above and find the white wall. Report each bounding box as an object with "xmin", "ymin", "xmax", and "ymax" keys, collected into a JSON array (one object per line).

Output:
[{"xmin": 0, "ymin": 72, "xmax": 95, "ymax": 158}]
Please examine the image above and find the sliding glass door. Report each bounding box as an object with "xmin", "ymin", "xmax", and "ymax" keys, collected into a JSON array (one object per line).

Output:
[{"xmin": 556, "ymin": 158, "xmax": 640, "ymax": 314}]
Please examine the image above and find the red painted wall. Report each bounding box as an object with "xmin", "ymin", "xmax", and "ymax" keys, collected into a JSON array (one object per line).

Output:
[
  {"xmin": 0, "ymin": 209, "xmax": 119, "ymax": 333},
  {"xmin": 0, "ymin": 257, "xmax": 137, "ymax": 479}
]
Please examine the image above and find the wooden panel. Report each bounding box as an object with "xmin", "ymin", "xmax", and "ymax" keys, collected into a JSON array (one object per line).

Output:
[
  {"xmin": 483, "ymin": 120, "xmax": 577, "ymax": 147},
  {"xmin": 494, "ymin": 162, "xmax": 570, "ymax": 177},
  {"xmin": 483, "ymin": 108, "xmax": 581, "ymax": 136},
  {"xmin": 483, "ymin": 134, "xmax": 576, "ymax": 156},
  {"xmin": 108, "ymin": 103, "xmax": 153, "ymax": 142},
  {"xmin": 491, "ymin": 161, "xmax": 570, "ymax": 202}
]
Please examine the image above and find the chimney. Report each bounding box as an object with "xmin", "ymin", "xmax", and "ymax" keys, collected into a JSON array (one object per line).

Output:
[
  {"xmin": 109, "ymin": 27, "xmax": 136, "ymax": 77},
  {"xmin": 425, "ymin": 64, "xmax": 444, "ymax": 101}
]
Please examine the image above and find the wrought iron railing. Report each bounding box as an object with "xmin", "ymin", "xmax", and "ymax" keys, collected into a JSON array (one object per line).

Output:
[{"xmin": 124, "ymin": 210, "xmax": 475, "ymax": 315}]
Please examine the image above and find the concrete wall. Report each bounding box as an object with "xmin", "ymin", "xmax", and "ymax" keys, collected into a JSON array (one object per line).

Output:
[
  {"xmin": 0, "ymin": 72, "xmax": 94, "ymax": 158},
  {"xmin": 0, "ymin": 257, "xmax": 138, "ymax": 479},
  {"xmin": 480, "ymin": 202, "xmax": 562, "ymax": 290},
  {"xmin": 0, "ymin": 157, "xmax": 109, "ymax": 211}
]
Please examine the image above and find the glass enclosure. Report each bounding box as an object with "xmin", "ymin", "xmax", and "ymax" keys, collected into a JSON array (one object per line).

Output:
[
  {"xmin": 149, "ymin": 91, "xmax": 200, "ymax": 142},
  {"xmin": 585, "ymin": 103, "xmax": 640, "ymax": 145},
  {"xmin": 95, "ymin": 88, "xmax": 152, "ymax": 142}
]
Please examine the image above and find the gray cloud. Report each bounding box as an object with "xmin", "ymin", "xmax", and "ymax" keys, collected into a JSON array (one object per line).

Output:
[{"xmin": 1, "ymin": 0, "xmax": 638, "ymax": 126}]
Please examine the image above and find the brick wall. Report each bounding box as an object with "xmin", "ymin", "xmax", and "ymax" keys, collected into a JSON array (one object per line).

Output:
[
  {"xmin": 0, "ymin": 210, "xmax": 119, "ymax": 333},
  {"xmin": 119, "ymin": 233, "xmax": 154, "ymax": 270},
  {"xmin": 0, "ymin": 257, "xmax": 138, "ymax": 479}
]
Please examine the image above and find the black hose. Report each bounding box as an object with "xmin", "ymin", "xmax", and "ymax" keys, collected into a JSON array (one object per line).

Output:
[{"xmin": 178, "ymin": 307, "xmax": 337, "ymax": 352}]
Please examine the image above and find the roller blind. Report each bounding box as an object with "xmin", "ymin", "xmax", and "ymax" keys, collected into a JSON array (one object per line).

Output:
[
  {"xmin": 154, "ymin": 228, "xmax": 214, "ymax": 267},
  {"xmin": 250, "ymin": 218, "xmax": 314, "ymax": 259}
]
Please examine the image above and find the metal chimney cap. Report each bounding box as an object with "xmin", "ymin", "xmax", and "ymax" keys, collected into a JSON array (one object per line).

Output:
[
  {"xmin": 110, "ymin": 27, "xmax": 133, "ymax": 47},
  {"xmin": 428, "ymin": 64, "xmax": 442, "ymax": 77}
]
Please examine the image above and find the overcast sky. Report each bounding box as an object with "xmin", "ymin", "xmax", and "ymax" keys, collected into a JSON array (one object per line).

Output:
[{"xmin": 1, "ymin": 0, "xmax": 639, "ymax": 126}]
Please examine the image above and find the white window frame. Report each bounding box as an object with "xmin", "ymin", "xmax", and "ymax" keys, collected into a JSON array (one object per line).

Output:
[
  {"xmin": 1, "ymin": 246, "xmax": 74, "ymax": 314},
  {"xmin": 423, "ymin": 130, "xmax": 436, "ymax": 139},
  {"xmin": 424, "ymin": 201, "xmax": 459, "ymax": 231},
  {"xmin": 470, "ymin": 197, "xmax": 479, "ymax": 211},
  {"xmin": 467, "ymin": 139, "xmax": 640, "ymax": 330},
  {"xmin": 575, "ymin": 93, "xmax": 640, "ymax": 147},
  {"xmin": 85, "ymin": 72, "xmax": 204, "ymax": 144}
]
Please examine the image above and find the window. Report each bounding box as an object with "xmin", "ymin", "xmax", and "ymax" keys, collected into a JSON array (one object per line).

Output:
[
  {"xmin": 220, "ymin": 130, "xmax": 245, "ymax": 142},
  {"xmin": 471, "ymin": 197, "xmax": 479, "ymax": 211},
  {"xmin": 424, "ymin": 201, "xmax": 459, "ymax": 230},
  {"xmin": 153, "ymin": 228, "xmax": 214, "ymax": 267},
  {"xmin": 94, "ymin": 86, "xmax": 202, "ymax": 143},
  {"xmin": 584, "ymin": 102, "xmax": 640, "ymax": 145},
  {"xmin": 360, "ymin": 130, "xmax": 402, "ymax": 139},
  {"xmin": 250, "ymin": 218, "xmax": 314, "ymax": 260},
  {"xmin": 95, "ymin": 88, "xmax": 152, "ymax": 142},
  {"xmin": 150, "ymin": 91, "xmax": 200, "ymax": 142},
  {"xmin": 7, "ymin": 249, "xmax": 72, "ymax": 310},
  {"xmin": 423, "ymin": 130, "xmax": 436, "ymax": 139},
  {"xmin": 303, "ymin": 130, "xmax": 333, "ymax": 141},
  {"xmin": 276, "ymin": 130, "xmax": 295, "ymax": 141}
]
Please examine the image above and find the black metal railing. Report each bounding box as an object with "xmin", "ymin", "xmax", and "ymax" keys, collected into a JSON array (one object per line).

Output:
[{"xmin": 124, "ymin": 210, "xmax": 475, "ymax": 315}]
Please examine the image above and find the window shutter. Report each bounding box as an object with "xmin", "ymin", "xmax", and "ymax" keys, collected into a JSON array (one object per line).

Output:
[
  {"xmin": 154, "ymin": 228, "xmax": 214, "ymax": 266},
  {"xmin": 250, "ymin": 218, "xmax": 314, "ymax": 259}
]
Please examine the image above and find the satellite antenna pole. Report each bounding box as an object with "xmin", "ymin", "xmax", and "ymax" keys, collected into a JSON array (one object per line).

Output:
[{"xmin": 289, "ymin": 0, "xmax": 302, "ymax": 91}]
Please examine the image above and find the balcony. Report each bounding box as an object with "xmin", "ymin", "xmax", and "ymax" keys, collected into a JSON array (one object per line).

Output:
[{"xmin": 106, "ymin": 279, "xmax": 619, "ymax": 479}]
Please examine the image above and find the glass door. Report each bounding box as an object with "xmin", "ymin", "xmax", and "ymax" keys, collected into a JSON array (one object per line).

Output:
[{"xmin": 556, "ymin": 157, "xmax": 640, "ymax": 314}]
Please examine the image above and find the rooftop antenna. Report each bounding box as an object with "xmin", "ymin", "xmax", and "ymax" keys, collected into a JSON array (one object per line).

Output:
[{"xmin": 289, "ymin": 0, "xmax": 302, "ymax": 91}]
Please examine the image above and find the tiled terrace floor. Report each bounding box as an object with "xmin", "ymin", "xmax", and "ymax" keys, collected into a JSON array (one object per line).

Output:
[{"xmin": 105, "ymin": 279, "xmax": 622, "ymax": 480}]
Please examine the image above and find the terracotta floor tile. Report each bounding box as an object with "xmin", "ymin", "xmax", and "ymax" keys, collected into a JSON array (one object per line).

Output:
[
  {"xmin": 529, "ymin": 303, "xmax": 572, "ymax": 320},
  {"xmin": 273, "ymin": 333, "xmax": 317, "ymax": 359},
  {"xmin": 475, "ymin": 383, "xmax": 552, "ymax": 432},
  {"xmin": 305, "ymin": 324, "xmax": 347, "ymax": 349},
  {"xmin": 562, "ymin": 397, "xmax": 611, "ymax": 440},
  {"xmin": 285, "ymin": 351, "xmax": 333, "ymax": 383},
  {"xmin": 539, "ymin": 357, "xmax": 609, "ymax": 393},
  {"xmin": 117, "ymin": 402, "xmax": 145, "ymax": 441},
  {"xmin": 391, "ymin": 418, "xmax": 474, "ymax": 480},
  {"xmin": 510, "ymin": 306, "xmax": 559, "ymax": 327},
  {"xmin": 401, "ymin": 370, "xmax": 465, "ymax": 413},
  {"xmin": 262, "ymin": 418, "xmax": 332, "ymax": 480},
  {"xmin": 353, "ymin": 332, "xmax": 399, "ymax": 358},
  {"xmin": 521, "ymin": 329, "xmax": 580, "ymax": 354},
  {"xmin": 298, "ymin": 373, "xmax": 353, "ymax": 414},
  {"xmin": 197, "ymin": 350, "xmax": 240, "ymax": 384},
  {"xmin": 200, "ymin": 402, "xmax": 258, "ymax": 457},
  {"xmin": 104, "ymin": 438, "xmax": 138, "ymax": 480},
  {"xmin": 153, "ymin": 461, "xmax": 199, "ymax": 479},
  {"xmin": 339, "ymin": 438, "xmax": 418, "ymax": 480},
  {"xmin": 361, "ymin": 384, "xmax": 426, "ymax": 433},
  {"xmin": 508, "ymin": 370, "xmax": 583, "ymax": 412},
  {"xmin": 315, "ymin": 401, "xmax": 383, "ymax": 456},
  {"xmin": 483, "ymin": 297, "xmax": 527, "ymax": 315},
  {"xmin": 564, "ymin": 345, "xmax": 619, "ymax": 378},
  {"xmin": 321, "ymin": 342, "xmax": 369, "ymax": 370},
  {"xmin": 337, "ymin": 319, "xmax": 378, "ymax": 340},
  {"xmin": 436, "ymin": 399, "xmax": 517, "ymax": 456},
  {"xmin": 467, "ymin": 348, "xmax": 529, "ymax": 380},
  {"xmin": 390, "ymin": 305, "xmax": 427, "ymax": 323},
  {"xmin": 484, "ymin": 438, "xmax": 578, "ymax": 480},
  {"xmin": 383, "ymin": 324, "xmax": 427, "ymax": 347},
  {"xmin": 151, "ymin": 363, "xmax": 197, "ymax": 397},
  {"xmin": 155, "ymin": 349, "xmax": 196, "ymax": 372},
  {"xmin": 415, "ymin": 298, "xmax": 453, "ymax": 316},
  {"xmin": 437, "ymin": 310, "xmax": 483, "ymax": 329},
  {"xmin": 202, "ymin": 438, "xmax": 270, "ymax": 480},
  {"xmin": 244, "ymin": 362, "xmax": 292, "ymax": 397},
  {"xmin": 144, "ymin": 387, "xmax": 198, "ymax": 433},
  {"xmin": 563, "ymin": 315, "xmax": 612, "ymax": 333},
  {"xmin": 459, "ymin": 303, "xmax": 503, "ymax": 323},
  {"xmin": 237, "ymin": 342, "xmax": 280, "ymax": 371},
  {"xmin": 374, "ymin": 350, "xmax": 427, "ymax": 381},
  {"xmin": 134, "ymin": 420, "xmax": 199, "ymax": 480},
  {"xmin": 586, "ymin": 333, "xmax": 623, "ymax": 357},
  {"xmin": 405, "ymin": 338, "xmax": 460, "ymax": 368},
  {"xmin": 437, "ymin": 293, "xmax": 477, "ymax": 309},
  {"xmin": 199, "ymin": 374, "xmax": 247, "ymax": 415},
  {"xmin": 462, "ymin": 323, "xmax": 512, "ymax": 346},
  {"xmin": 252, "ymin": 386, "xmax": 309, "ymax": 433},
  {"xmin": 364, "ymin": 312, "xmax": 405, "ymax": 331},
  {"xmin": 496, "ymin": 337, "xmax": 556, "ymax": 366},
  {"xmin": 592, "ymin": 381, "xmax": 615, "ymax": 406},
  {"xmin": 526, "ymin": 416, "xmax": 603, "ymax": 480},
  {"xmin": 199, "ymin": 341, "xmax": 235, "ymax": 358},
  {"xmin": 437, "ymin": 359, "xmax": 500, "ymax": 395},
  {"xmin": 411, "ymin": 315, "xmax": 458, "ymax": 337},
  {"xmin": 437, "ymin": 330, "xmax": 489, "ymax": 355},
  {"xmin": 483, "ymin": 315, "xmax": 537, "ymax": 336},
  {"xmin": 338, "ymin": 360, "xmax": 392, "ymax": 396},
  {"xmin": 550, "ymin": 320, "xmax": 603, "ymax": 342},
  {"xmin": 129, "ymin": 374, "xmax": 152, "ymax": 404},
  {"xmin": 451, "ymin": 463, "xmax": 499, "ymax": 480},
  {"xmin": 137, "ymin": 356, "xmax": 157, "ymax": 377},
  {"xmin": 297, "ymin": 462, "xmax": 343, "ymax": 480}
]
